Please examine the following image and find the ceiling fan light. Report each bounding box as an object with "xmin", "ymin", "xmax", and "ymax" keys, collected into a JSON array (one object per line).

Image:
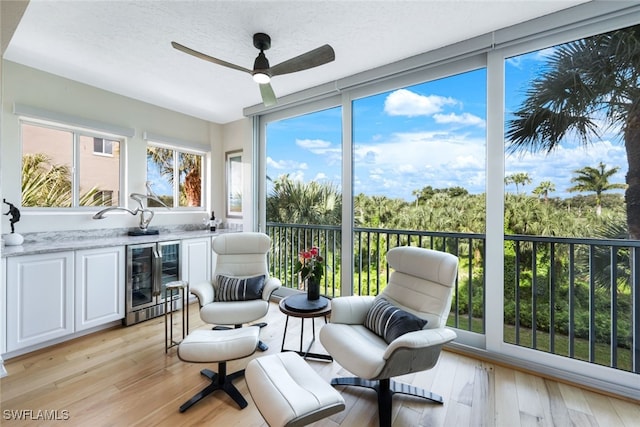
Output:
[{"xmin": 253, "ymin": 72, "xmax": 271, "ymax": 84}]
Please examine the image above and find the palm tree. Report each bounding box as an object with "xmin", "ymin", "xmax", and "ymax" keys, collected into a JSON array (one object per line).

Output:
[
  {"xmin": 22, "ymin": 153, "xmax": 101, "ymax": 207},
  {"xmin": 505, "ymin": 24, "xmax": 640, "ymax": 239},
  {"xmin": 266, "ymin": 174, "xmax": 341, "ymax": 225},
  {"xmin": 505, "ymin": 172, "xmax": 532, "ymax": 194},
  {"xmin": 146, "ymin": 147, "xmax": 201, "ymax": 207},
  {"xmin": 533, "ymin": 181, "xmax": 555, "ymax": 202},
  {"xmin": 567, "ymin": 162, "xmax": 626, "ymax": 216}
]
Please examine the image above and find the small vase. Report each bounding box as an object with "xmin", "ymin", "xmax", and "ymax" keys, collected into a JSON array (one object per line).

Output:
[{"xmin": 307, "ymin": 278, "xmax": 320, "ymax": 301}]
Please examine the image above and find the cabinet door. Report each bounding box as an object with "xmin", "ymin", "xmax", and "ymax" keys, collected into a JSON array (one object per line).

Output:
[
  {"xmin": 75, "ymin": 247, "xmax": 125, "ymax": 331},
  {"xmin": 6, "ymin": 252, "xmax": 74, "ymax": 352},
  {"xmin": 1, "ymin": 257, "xmax": 5, "ymax": 355},
  {"xmin": 181, "ymin": 237, "xmax": 211, "ymax": 285}
]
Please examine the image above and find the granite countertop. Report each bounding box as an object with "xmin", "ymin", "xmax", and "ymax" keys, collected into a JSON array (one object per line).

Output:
[{"xmin": 1, "ymin": 227, "xmax": 238, "ymax": 257}]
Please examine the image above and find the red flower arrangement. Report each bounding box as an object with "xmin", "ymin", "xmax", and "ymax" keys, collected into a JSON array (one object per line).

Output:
[{"xmin": 294, "ymin": 246, "xmax": 324, "ymax": 283}]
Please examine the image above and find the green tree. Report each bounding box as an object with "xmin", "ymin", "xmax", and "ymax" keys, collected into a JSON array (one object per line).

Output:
[
  {"xmin": 146, "ymin": 147, "xmax": 201, "ymax": 206},
  {"xmin": 533, "ymin": 181, "xmax": 555, "ymax": 202},
  {"xmin": 567, "ymin": 162, "xmax": 626, "ymax": 216},
  {"xmin": 22, "ymin": 153, "xmax": 101, "ymax": 207},
  {"xmin": 506, "ymin": 24, "xmax": 640, "ymax": 239},
  {"xmin": 505, "ymin": 172, "xmax": 532, "ymax": 194},
  {"xmin": 266, "ymin": 174, "xmax": 341, "ymax": 225}
]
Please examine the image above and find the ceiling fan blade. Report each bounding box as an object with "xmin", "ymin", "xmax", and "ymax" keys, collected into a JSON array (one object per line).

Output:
[
  {"xmin": 269, "ymin": 44, "xmax": 335, "ymax": 77},
  {"xmin": 259, "ymin": 82, "xmax": 277, "ymax": 106},
  {"xmin": 171, "ymin": 41, "xmax": 252, "ymax": 74}
]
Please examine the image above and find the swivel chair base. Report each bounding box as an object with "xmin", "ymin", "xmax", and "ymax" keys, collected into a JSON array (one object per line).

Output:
[
  {"xmin": 179, "ymin": 363, "xmax": 247, "ymax": 412},
  {"xmin": 331, "ymin": 377, "xmax": 443, "ymax": 427}
]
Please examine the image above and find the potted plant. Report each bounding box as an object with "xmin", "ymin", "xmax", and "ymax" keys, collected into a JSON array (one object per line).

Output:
[{"xmin": 294, "ymin": 246, "xmax": 324, "ymax": 300}]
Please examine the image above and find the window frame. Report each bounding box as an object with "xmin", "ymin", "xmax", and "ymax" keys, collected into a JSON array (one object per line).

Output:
[
  {"xmin": 18, "ymin": 117, "xmax": 125, "ymax": 210},
  {"xmin": 92, "ymin": 137, "xmax": 114, "ymax": 157},
  {"xmin": 225, "ymin": 150, "xmax": 243, "ymax": 218},
  {"xmin": 145, "ymin": 141, "xmax": 207, "ymax": 210}
]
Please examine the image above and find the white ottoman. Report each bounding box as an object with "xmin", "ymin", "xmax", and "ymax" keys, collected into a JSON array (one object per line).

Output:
[
  {"xmin": 177, "ymin": 327, "xmax": 259, "ymax": 412},
  {"xmin": 246, "ymin": 352, "xmax": 345, "ymax": 426}
]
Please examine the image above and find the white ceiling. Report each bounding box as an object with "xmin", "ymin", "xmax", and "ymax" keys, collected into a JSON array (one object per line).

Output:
[{"xmin": 5, "ymin": 0, "xmax": 589, "ymax": 124}]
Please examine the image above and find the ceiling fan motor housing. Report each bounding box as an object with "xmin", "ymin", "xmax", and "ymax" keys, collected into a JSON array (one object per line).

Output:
[{"xmin": 253, "ymin": 33, "xmax": 271, "ymax": 51}]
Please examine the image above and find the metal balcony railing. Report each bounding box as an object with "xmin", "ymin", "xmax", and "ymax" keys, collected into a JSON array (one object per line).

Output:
[{"xmin": 266, "ymin": 222, "xmax": 639, "ymax": 374}]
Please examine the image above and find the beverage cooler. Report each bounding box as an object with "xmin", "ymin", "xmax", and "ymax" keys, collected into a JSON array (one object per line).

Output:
[{"xmin": 125, "ymin": 240, "xmax": 181, "ymax": 325}]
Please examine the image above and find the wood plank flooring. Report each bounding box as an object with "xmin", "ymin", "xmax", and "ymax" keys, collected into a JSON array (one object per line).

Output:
[{"xmin": 1, "ymin": 301, "xmax": 638, "ymax": 426}]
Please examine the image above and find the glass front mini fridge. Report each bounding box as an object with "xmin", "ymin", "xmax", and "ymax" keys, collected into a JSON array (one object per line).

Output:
[{"xmin": 125, "ymin": 240, "xmax": 181, "ymax": 325}]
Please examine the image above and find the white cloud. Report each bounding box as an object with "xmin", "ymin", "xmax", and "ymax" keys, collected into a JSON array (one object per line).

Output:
[
  {"xmin": 433, "ymin": 112, "xmax": 485, "ymax": 128},
  {"xmin": 267, "ymin": 156, "xmax": 308, "ymax": 170},
  {"xmin": 353, "ymin": 130, "xmax": 487, "ymax": 198},
  {"xmin": 296, "ymin": 138, "xmax": 333, "ymax": 154},
  {"xmin": 313, "ymin": 172, "xmax": 328, "ymax": 181},
  {"xmin": 384, "ymin": 89, "xmax": 457, "ymax": 117}
]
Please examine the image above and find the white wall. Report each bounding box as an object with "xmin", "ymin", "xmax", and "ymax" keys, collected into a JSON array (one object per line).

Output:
[
  {"xmin": 221, "ymin": 117, "xmax": 253, "ymax": 230},
  {"xmin": 1, "ymin": 60, "xmax": 229, "ymax": 234}
]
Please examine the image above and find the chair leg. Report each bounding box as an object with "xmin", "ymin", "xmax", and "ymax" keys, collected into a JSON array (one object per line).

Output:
[
  {"xmin": 330, "ymin": 377, "xmax": 443, "ymax": 427},
  {"xmin": 179, "ymin": 362, "xmax": 248, "ymax": 413},
  {"xmin": 378, "ymin": 379, "xmax": 392, "ymax": 427},
  {"xmin": 389, "ymin": 379, "xmax": 443, "ymax": 403}
]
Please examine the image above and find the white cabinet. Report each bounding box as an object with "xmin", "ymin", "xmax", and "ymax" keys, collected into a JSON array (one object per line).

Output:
[
  {"xmin": 1, "ymin": 257, "xmax": 5, "ymax": 355},
  {"xmin": 75, "ymin": 247, "xmax": 125, "ymax": 331},
  {"xmin": 181, "ymin": 237, "xmax": 211, "ymax": 285},
  {"xmin": 6, "ymin": 251, "xmax": 74, "ymax": 352}
]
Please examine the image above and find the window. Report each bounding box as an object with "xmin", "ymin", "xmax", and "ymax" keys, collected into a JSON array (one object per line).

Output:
[
  {"xmin": 146, "ymin": 144, "xmax": 204, "ymax": 208},
  {"xmin": 502, "ymin": 23, "xmax": 636, "ymax": 372},
  {"xmin": 265, "ymin": 105, "xmax": 343, "ymax": 296},
  {"xmin": 20, "ymin": 121, "xmax": 122, "ymax": 208},
  {"xmin": 353, "ymin": 69, "xmax": 487, "ymax": 234},
  {"xmin": 93, "ymin": 137, "xmax": 114, "ymax": 155},
  {"xmin": 226, "ymin": 151, "xmax": 243, "ymax": 218},
  {"xmin": 93, "ymin": 190, "xmax": 113, "ymax": 206}
]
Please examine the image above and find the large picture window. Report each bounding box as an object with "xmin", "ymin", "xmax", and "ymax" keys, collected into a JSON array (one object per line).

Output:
[
  {"xmin": 503, "ymin": 24, "xmax": 637, "ymax": 372},
  {"xmin": 20, "ymin": 121, "xmax": 122, "ymax": 208}
]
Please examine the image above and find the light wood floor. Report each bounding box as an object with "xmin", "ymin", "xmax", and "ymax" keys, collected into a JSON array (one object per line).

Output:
[{"xmin": 1, "ymin": 301, "xmax": 638, "ymax": 427}]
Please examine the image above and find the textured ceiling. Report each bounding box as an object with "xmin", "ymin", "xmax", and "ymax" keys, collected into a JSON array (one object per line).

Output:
[{"xmin": 4, "ymin": 0, "xmax": 589, "ymax": 124}]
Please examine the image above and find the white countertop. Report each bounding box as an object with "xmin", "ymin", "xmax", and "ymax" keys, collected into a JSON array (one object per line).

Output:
[{"xmin": 1, "ymin": 228, "xmax": 236, "ymax": 257}]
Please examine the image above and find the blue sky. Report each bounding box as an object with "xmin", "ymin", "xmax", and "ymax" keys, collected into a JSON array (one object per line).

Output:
[{"xmin": 267, "ymin": 48, "xmax": 628, "ymax": 202}]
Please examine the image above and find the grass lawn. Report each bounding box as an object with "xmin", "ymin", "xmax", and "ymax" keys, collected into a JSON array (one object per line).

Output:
[{"xmin": 447, "ymin": 315, "xmax": 632, "ymax": 372}]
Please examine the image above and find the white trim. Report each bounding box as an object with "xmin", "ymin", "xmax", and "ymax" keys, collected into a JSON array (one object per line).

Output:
[
  {"xmin": 142, "ymin": 131, "xmax": 208, "ymax": 153},
  {"xmin": 485, "ymin": 48, "xmax": 505, "ymax": 353},
  {"xmin": 341, "ymin": 91, "xmax": 353, "ymax": 297},
  {"xmin": 14, "ymin": 103, "xmax": 135, "ymax": 138}
]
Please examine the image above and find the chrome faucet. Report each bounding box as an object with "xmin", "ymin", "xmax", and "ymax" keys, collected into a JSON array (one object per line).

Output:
[
  {"xmin": 92, "ymin": 205, "xmax": 155, "ymax": 230},
  {"xmin": 93, "ymin": 183, "xmax": 169, "ymax": 231}
]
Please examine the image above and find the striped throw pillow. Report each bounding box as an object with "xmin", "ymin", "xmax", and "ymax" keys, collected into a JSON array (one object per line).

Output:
[
  {"xmin": 216, "ymin": 275, "xmax": 265, "ymax": 301},
  {"xmin": 364, "ymin": 297, "xmax": 427, "ymax": 344}
]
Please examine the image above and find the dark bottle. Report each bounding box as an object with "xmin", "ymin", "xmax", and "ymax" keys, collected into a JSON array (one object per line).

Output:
[{"xmin": 210, "ymin": 211, "xmax": 216, "ymax": 231}]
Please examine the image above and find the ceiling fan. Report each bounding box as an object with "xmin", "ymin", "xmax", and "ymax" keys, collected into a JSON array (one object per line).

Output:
[{"xmin": 171, "ymin": 33, "xmax": 335, "ymax": 107}]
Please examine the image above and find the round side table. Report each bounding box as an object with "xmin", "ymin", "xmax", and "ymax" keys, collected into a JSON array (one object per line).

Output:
[{"xmin": 279, "ymin": 295, "xmax": 332, "ymax": 361}]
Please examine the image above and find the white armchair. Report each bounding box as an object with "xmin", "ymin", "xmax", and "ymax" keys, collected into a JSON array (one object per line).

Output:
[
  {"xmin": 319, "ymin": 246, "xmax": 458, "ymax": 427},
  {"xmin": 190, "ymin": 232, "xmax": 281, "ymax": 350}
]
